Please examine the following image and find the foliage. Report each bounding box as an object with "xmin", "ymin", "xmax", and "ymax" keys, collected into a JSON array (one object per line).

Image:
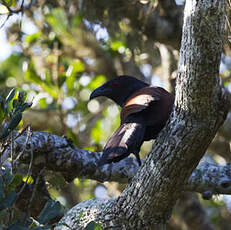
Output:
[
  {"xmin": 0, "ymin": 91, "xmax": 64, "ymax": 229},
  {"xmin": 0, "ymin": 2, "xmax": 119, "ymax": 228},
  {"xmin": 0, "ymin": 89, "xmax": 32, "ymax": 140}
]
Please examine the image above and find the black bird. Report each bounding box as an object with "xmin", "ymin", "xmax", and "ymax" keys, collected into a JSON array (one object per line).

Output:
[{"xmin": 90, "ymin": 75, "xmax": 174, "ymax": 166}]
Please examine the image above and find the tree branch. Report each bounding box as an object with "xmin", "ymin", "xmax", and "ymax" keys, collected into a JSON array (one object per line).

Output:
[{"xmin": 3, "ymin": 131, "xmax": 231, "ymax": 194}]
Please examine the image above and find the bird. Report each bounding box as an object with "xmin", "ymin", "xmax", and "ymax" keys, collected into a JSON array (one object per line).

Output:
[{"xmin": 90, "ymin": 75, "xmax": 174, "ymax": 166}]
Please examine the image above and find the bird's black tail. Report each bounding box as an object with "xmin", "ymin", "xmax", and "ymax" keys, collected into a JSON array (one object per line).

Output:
[{"xmin": 98, "ymin": 117, "xmax": 145, "ymax": 166}]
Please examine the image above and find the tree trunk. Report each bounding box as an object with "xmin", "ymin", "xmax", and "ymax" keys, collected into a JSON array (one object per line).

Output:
[{"xmin": 55, "ymin": 0, "xmax": 227, "ymax": 229}]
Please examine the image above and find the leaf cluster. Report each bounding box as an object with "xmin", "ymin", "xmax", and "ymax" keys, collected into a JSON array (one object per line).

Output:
[{"xmin": 0, "ymin": 89, "xmax": 32, "ymax": 140}]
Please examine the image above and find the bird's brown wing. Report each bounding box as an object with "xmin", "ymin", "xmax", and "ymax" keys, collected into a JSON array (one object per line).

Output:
[{"xmin": 120, "ymin": 86, "xmax": 160, "ymax": 123}]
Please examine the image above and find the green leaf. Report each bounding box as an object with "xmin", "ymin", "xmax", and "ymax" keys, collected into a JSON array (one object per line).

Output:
[
  {"xmin": 20, "ymin": 102, "xmax": 32, "ymax": 112},
  {"xmin": 0, "ymin": 112, "xmax": 22, "ymax": 139},
  {"xmin": 8, "ymin": 174, "xmax": 22, "ymax": 193},
  {"xmin": 46, "ymin": 8, "xmax": 68, "ymax": 36},
  {"xmin": 72, "ymin": 13, "xmax": 83, "ymax": 28},
  {"xmin": 12, "ymin": 99, "xmax": 18, "ymax": 109},
  {"xmin": 25, "ymin": 32, "xmax": 42, "ymax": 44},
  {"xmin": 65, "ymin": 73, "xmax": 76, "ymax": 93},
  {"xmin": 4, "ymin": 88, "xmax": 16, "ymax": 114},
  {"xmin": 0, "ymin": 95, "xmax": 5, "ymax": 122},
  {"xmin": 0, "ymin": 127, "xmax": 11, "ymax": 140},
  {"xmin": 41, "ymin": 83, "xmax": 59, "ymax": 99},
  {"xmin": 38, "ymin": 200, "xmax": 62, "ymax": 224},
  {"xmin": 3, "ymin": 0, "xmax": 17, "ymax": 7},
  {"xmin": 85, "ymin": 221, "xmax": 102, "ymax": 230},
  {"xmin": 25, "ymin": 66, "xmax": 43, "ymax": 85},
  {"xmin": 88, "ymin": 75, "xmax": 106, "ymax": 90},
  {"xmin": 7, "ymin": 112, "xmax": 22, "ymax": 131},
  {"xmin": 72, "ymin": 60, "xmax": 85, "ymax": 73},
  {"xmin": 18, "ymin": 91, "xmax": 26, "ymax": 103},
  {"xmin": 38, "ymin": 98, "xmax": 48, "ymax": 108},
  {"xmin": 91, "ymin": 120, "xmax": 102, "ymax": 142},
  {"xmin": 110, "ymin": 40, "xmax": 125, "ymax": 51},
  {"xmin": 25, "ymin": 65, "xmax": 59, "ymax": 98},
  {"xmin": 0, "ymin": 111, "xmax": 4, "ymax": 124},
  {"xmin": 5, "ymin": 88, "xmax": 16, "ymax": 105}
]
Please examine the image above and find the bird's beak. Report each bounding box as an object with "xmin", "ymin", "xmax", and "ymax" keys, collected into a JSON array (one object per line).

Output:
[{"xmin": 89, "ymin": 86, "xmax": 110, "ymax": 100}]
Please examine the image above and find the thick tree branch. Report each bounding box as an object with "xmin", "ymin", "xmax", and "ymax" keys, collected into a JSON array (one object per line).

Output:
[{"xmin": 3, "ymin": 131, "xmax": 231, "ymax": 194}]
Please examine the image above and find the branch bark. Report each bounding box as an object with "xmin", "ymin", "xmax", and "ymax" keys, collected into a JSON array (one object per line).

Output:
[{"xmin": 4, "ymin": 131, "xmax": 231, "ymax": 196}]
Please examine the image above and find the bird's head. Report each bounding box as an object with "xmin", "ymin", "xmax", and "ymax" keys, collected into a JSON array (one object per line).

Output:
[{"xmin": 90, "ymin": 75, "xmax": 148, "ymax": 107}]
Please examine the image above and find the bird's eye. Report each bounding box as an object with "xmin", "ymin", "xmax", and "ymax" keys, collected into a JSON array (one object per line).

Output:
[{"xmin": 112, "ymin": 81, "xmax": 119, "ymax": 87}]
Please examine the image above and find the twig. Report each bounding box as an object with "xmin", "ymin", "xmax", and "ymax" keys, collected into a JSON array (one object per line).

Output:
[
  {"xmin": 13, "ymin": 125, "xmax": 31, "ymax": 163},
  {"xmin": 19, "ymin": 0, "xmax": 25, "ymax": 29},
  {"xmin": 0, "ymin": 124, "xmax": 30, "ymax": 168},
  {"xmin": 226, "ymin": 15, "xmax": 231, "ymax": 33},
  {"xmin": 0, "ymin": 0, "xmax": 25, "ymax": 29},
  {"xmin": 10, "ymin": 132, "xmax": 14, "ymax": 174},
  {"xmin": 16, "ymin": 126, "xmax": 33, "ymax": 198},
  {"xmin": 27, "ymin": 167, "xmax": 45, "ymax": 220},
  {"xmin": 228, "ymin": 0, "xmax": 231, "ymax": 9},
  {"xmin": 0, "ymin": 13, "xmax": 11, "ymax": 29}
]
